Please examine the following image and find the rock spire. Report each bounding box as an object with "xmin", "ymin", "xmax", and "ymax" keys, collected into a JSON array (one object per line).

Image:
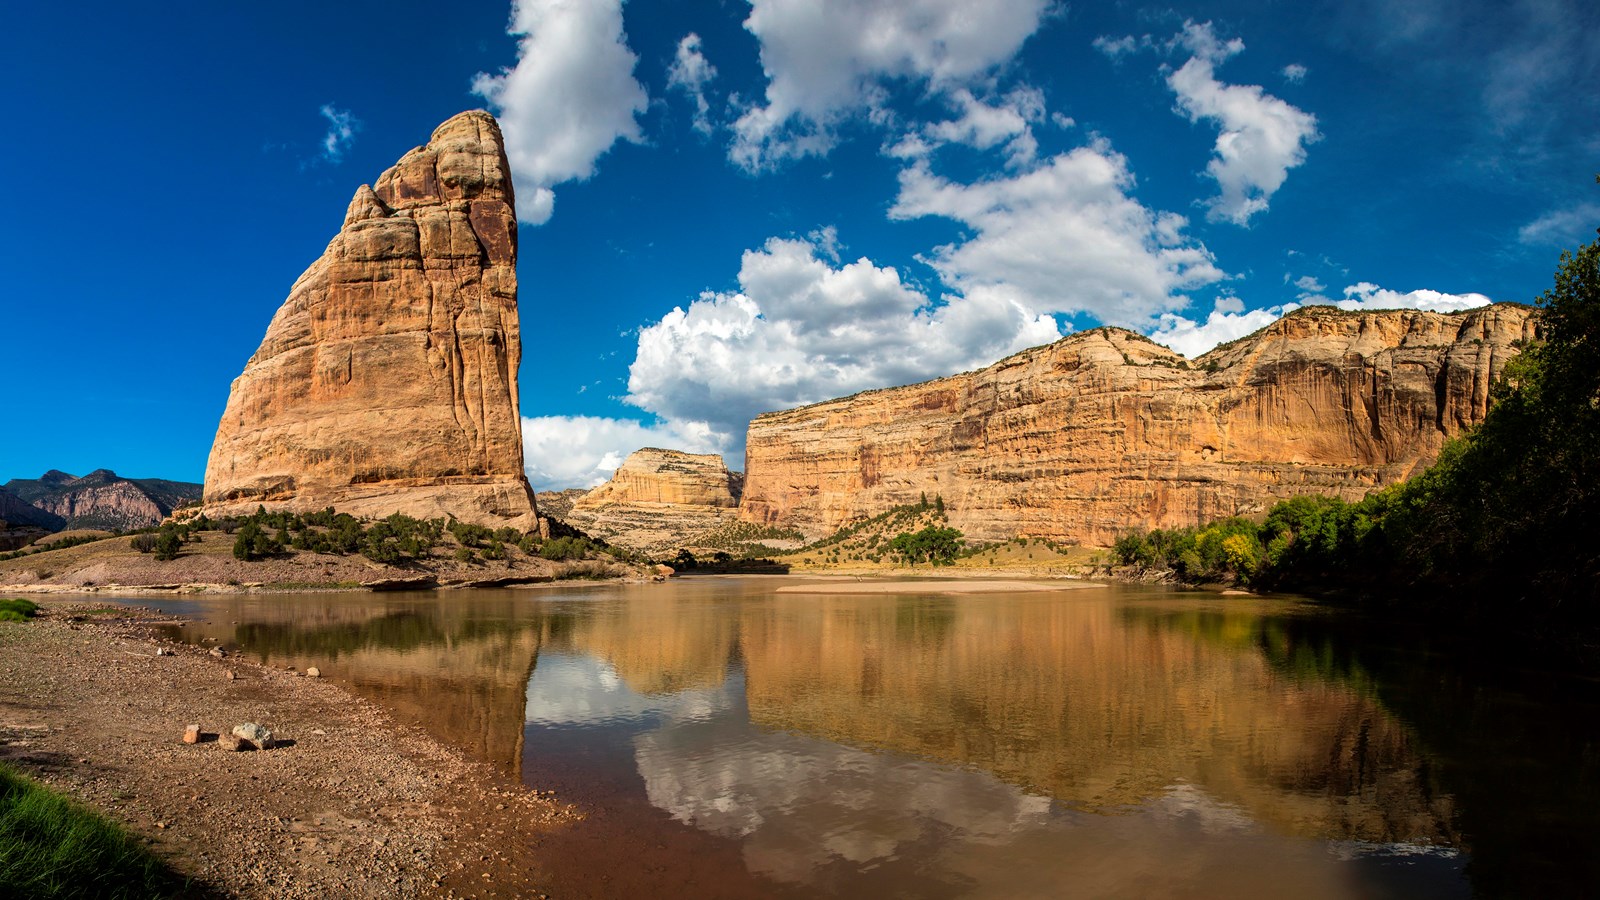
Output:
[{"xmin": 203, "ymin": 110, "xmax": 537, "ymax": 528}]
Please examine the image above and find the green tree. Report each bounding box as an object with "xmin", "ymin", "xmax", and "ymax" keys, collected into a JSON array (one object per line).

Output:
[
  {"xmin": 886, "ymin": 526, "xmax": 963, "ymax": 566},
  {"xmin": 153, "ymin": 529, "xmax": 182, "ymax": 561}
]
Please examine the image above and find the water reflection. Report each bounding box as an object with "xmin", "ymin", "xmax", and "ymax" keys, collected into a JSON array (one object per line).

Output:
[{"xmin": 142, "ymin": 580, "xmax": 1600, "ymax": 897}]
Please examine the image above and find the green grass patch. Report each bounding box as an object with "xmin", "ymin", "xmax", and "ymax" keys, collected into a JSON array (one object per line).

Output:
[
  {"xmin": 0, "ymin": 763, "xmax": 191, "ymax": 898},
  {"xmin": 0, "ymin": 599, "xmax": 40, "ymax": 623}
]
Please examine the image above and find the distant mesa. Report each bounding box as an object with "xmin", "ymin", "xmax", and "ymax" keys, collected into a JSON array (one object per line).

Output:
[
  {"xmin": 565, "ymin": 448, "xmax": 743, "ymax": 552},
  {"xmin": 740, "ymin": 304, "xmax": 1539, "ymax": 546},
  {"xmin": 1, "ymin": 470, "xmax": 201, "ymax": 535},
  {"xmin": 201, "ymin": 110, "xmax": 537, "ymax": 529}
]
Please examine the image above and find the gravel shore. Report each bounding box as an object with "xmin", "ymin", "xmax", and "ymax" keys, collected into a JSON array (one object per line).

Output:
[{"xmin": 0, "ymin": 600, "xmax": 577, "ymax": 898}]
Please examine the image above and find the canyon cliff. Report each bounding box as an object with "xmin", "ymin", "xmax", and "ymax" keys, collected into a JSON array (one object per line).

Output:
[
  {"xmin": 566, "ymin": 448, "xmax": 743, "ymax": 552},
  {"xmin": 203, "ymin": 111, "xmax": 536, "ymax": 528},
  {"xmin": 740, "ymin": 304, "xmax": 1538, "ymax": 546}
]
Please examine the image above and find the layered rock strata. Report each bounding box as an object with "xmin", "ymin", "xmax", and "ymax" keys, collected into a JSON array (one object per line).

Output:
[
  {"xmin": 566, "ymin": 448, "xmax": 742, "ymax": 551},
  {"xmin": 740, "ymin": 304, "xmax": 1538, "ymax": 545},
  {"xmin": 203, "ymin": 111, "xmax": 536, "ymax": 528}
]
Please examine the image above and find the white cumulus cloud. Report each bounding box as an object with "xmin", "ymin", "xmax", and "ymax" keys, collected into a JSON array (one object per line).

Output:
[
  {"xmin": 624, "ymin": 232, "xmax": 1060, "ymax": 456},
  {"xmin": 668, "ymin": 33, "xmax": 718, "ymax": 135},
  {"xmin": 1148, "ymin": 301, "xmax": 1295, "ymax": 358},
  {"xmin": 1147, "ymin": 281, "xmax": 1493, "ymax": 357},
  {"xmin": 1335, "ymin": 283, "xmax": 1492, "ymax": 312},
  {"xmin": 890, "ymin": 144, "xmax": 1225, "ymax": 326},
  {"xmin": 1167, "ymin": 21, "xmax": 1320, "ymax": 226},
  {"xmin": 318, "ymin": 105, "xmax": 360, "ymax": 162},
  {"xmin": 732, "ymin": 0, "xmax": 1052, "ymax": 169},
  {"xmin": 1281, "ymin": 63, "xmax": 1308, "ymax": 83},
  {"xmin": 472, "ymin": 0, "xmax": 649, "ymax": 224},
  {"xmin": 522, "ymin": 415, "xmax": 724, "ymax": 490},
  {"xmin": 915, "ymin": 87, "xmax": 1047, "ymax": 167}
]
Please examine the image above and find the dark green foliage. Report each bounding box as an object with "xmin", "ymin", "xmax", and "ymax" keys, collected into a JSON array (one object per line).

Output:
[
  {"xmin": 672, "ymin": 549, "xmax": 698, "ymax": 570},
  {"xmin": 0, "ymin": 762, "xmax": 188, "ymax": 898},
  {"xmin": 448, "ymin": 521, "xmax": 495, "ymax": 548},
  {"xmin": 360, "ymin": 514, "xmax": 442, "ymax": 563},
  {"xmin": 539, "ymin": 536, "xmax": 594, "ymax": 561},
  {"xmin": 885, "ymin": 526, "xmax": 964, "ymax": 566},
  {"xmin": 0, "ymin": 599, "xmax": 40, "ymax": 623},
  {"xmin": 231, "ymin": 521, "xmax": 281, "ymax": 561},
  {"xmin": 482, "ymin": 539, "xmax": 506, "ymax": 561},
  {"xmin": 152, "ymin": 529, "xmax": 182, "ymax": 561},
  {"xmin": 129, "ymin": 534, "xmax": 158, "ymax": 554}
]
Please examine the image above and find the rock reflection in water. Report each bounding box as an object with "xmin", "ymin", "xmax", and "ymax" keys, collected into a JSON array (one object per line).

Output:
[
  {"xmin": 528, "ymin": 585, "xmax": 1466, "ymax": 897},
  {"xmin": 148, "ymin": 582, "xmax": 1477, "ymax": 897}
]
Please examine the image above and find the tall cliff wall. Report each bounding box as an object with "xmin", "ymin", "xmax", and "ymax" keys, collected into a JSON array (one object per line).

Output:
[
  {"xmin": 740, "ymin": 304, "xmax": 1538, "ymax": 545},
  {"xmin": 203, "ymin": 111, "xmax": 536, "ymax": 527}
]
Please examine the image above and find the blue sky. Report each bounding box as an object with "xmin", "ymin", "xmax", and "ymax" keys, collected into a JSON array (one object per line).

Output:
[{"xmin": 3, "ymin": 0, "xmax": 1596, "ymax": 490}]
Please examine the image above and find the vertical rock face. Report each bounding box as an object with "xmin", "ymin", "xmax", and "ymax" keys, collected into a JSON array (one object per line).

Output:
[
  {"xmin": 566, "ymin": 448, "xmax": 743, "ymax": 551},
  {"xmin": 203, "ymin": 111, "xmax": 536, "ymax": 527},
  {"xmin": 740, "ymin": 304, "xmax": 1538, "ymax": 545}
]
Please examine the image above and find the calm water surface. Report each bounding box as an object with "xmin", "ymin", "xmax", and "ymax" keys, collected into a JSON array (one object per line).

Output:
[{"xmin": 145, "ymin": 578, "xmax": 1600, "ymax": 898}]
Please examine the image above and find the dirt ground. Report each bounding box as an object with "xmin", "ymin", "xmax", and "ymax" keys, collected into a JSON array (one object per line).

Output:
[
  {"xmin": 0, "ymin": 600, "xmax": 578, "ymax": 899},
  {"xmin": 0, "ymin": 531, "xmax": 645, "ymax": 594}
]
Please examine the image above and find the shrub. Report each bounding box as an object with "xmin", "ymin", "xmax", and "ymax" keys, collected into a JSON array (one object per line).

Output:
[
  {"xmin": 540, "ymin": 537, "xmax": 592, "ymax": 561},
  {"xmin": 231, "ymin": 522, "xmax": 281, "ymax": 561},
  {"xmin": 153, "ymin": 530, "xmax": 182, "ymax": 562},
  {"xmin": 0, "ymin": 599, "xmax": 40, "ymax": 623},
  {"xmin": 129, "ymin": 534, "xmax": 158, "ymax": 554}
]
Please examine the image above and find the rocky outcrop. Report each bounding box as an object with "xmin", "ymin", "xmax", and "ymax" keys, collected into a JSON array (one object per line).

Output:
[
  {"xmin": 2, "ymin": 470, "xmax": 200, "ymax": 532},
  {"xmin": 202, "ymin": 111, "xmax": 536, "ymax": 528},
  {"xmin": 533, "ymin": 489, "xmax": 589, "ymax": 523},
  {"xmin": 566, "ymin": 449, "xmax": 743, "ymax": 552},
  {"xmin": 741, "ymin": 304, "xmax": 1538, "ymax": 545}
]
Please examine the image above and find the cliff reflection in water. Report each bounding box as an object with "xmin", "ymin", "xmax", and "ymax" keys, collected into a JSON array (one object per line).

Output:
[
  {"xmin": 155, "ymin": 591, "xmax": 558, "ymax": 768},
  {"xmin": 153, "ymin": 583, "xmax": 1478, "ymax": 896}
]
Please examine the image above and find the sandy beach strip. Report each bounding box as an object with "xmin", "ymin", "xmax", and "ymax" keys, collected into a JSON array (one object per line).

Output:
[{"xmin": 775, "ymin": 578, "xmax": 1101, "ymax": 594}]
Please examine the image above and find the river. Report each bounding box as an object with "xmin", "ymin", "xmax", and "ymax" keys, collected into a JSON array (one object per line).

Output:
[{"xmin": 146, "ymin": 577, "xmax": 1600, "ymax": 898}]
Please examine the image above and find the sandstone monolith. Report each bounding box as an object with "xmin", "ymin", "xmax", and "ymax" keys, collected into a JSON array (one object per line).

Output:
[
  {"xmin": 203, "ymin": 111, "xmax": 536, "ymax": 528},
  {"xmin": 740, "ymin": 304, "xmax": 1538, "ymax": 546}
]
